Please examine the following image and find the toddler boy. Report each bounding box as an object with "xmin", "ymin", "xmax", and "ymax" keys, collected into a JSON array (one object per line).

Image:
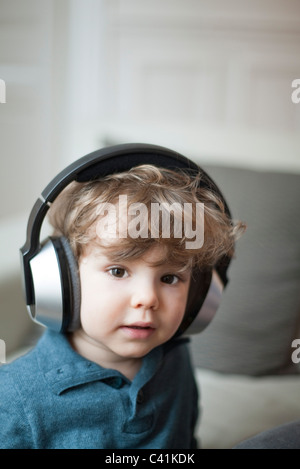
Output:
[{"xmin": 0, "ymin": 149, "xmax": 242, "ymax": 449}]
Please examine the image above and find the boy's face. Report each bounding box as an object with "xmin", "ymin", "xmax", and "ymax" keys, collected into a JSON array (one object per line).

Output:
[{"xmin": 74, "ymin": 243, "xmax": 191, "ymax": 370}]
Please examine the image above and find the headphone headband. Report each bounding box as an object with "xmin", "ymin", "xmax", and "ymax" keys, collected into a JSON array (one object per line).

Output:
[{"xmin": 43, "ymin": 143, "xmax": 198, "ymax": 202}]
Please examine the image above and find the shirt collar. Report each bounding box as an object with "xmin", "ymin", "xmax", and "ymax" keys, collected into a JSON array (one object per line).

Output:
[{"xmin": 36, "ymin": 329, "xmax": 164, "ymax": 395}]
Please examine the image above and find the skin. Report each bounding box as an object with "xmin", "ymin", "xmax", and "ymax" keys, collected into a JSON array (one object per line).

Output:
[{"xmin": 70, "ymin": 244, "xmax": 191, "ymax": 381}]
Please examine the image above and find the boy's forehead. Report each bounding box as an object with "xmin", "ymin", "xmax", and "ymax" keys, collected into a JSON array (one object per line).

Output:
[
  {"xmin": 82, "ymin": 241, "xmax": 188, "ymax": 270},
  {"xmin": 85, "ymin": 241, "xmax": 164, "ymax": 262}
]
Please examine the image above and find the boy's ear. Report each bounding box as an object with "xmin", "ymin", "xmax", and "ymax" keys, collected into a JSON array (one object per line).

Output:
[{"xmin": 28, "ymin": 236, "xmax": 81, "ymax": 332}]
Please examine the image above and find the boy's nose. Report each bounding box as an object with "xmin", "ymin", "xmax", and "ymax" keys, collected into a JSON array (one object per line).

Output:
[{"xmin": 130, "ymin": 280, "xmax": 159, "ymax": 311}]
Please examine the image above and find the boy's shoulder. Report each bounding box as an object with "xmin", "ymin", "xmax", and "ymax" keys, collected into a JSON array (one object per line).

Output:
[
  {"xmin": 0, "ymin": 342, "xmax": 38, "ymax": 379},
  {"xmin": 0, "ymin": 344, "xmax": 40, "ymax": 425},
  {"xmin": 0, "ymin": 330, "xmax": 72, "ymax": 395},
  {"xmin": 0, "ymin": 331, "xmax": 68, "ymax": 449}
]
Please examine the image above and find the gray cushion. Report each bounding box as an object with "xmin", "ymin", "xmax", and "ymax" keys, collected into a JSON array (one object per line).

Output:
[
  {"xmin": 191, "ymin": 166, "xmax": 300, "ymax": 375},
  {"xmin": 0, "ymin": 275, "xmax": 35, "ymax": 354},
  {"xmin": 234, "ymin": 419, "xmax": 300, "ymax": 449}
]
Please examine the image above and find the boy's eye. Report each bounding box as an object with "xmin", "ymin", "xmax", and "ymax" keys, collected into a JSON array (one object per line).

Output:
[
  {"xmin": 161, "ymin": 274, "xmax": 179, "ymax": 285},
  {"xmin": 109, "ymin": 267, "xmax": 127, "ymax": 278}
]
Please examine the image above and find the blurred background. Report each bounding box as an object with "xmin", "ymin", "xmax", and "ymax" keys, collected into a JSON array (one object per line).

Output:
[{"xmin": 0, "ymin": 0, "xmax": 299, "ymax": 352}]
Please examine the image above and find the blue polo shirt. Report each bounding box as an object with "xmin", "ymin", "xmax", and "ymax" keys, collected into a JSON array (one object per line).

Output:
[{"xmin": 0, "ymin": 330, "xmax": 198, "ymax": 449}]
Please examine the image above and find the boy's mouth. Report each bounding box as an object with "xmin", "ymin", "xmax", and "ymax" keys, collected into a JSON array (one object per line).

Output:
[{"xmin": 120, "ymin": 322, "xmax": 156, "ymax": 339}]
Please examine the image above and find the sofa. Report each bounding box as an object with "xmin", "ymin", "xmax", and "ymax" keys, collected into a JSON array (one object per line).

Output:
[
  {"xmin": 1, "ymin": 162, "xmax": 300, "ymax": 449},
  {"xmin": 191, "ymin": 164, "xmax": 300, "ymax": 448}
]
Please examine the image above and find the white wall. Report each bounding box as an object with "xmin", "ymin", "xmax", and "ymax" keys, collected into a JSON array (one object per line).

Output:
[
  {"xmin": 0, "ymin": 0, "xmax": 61, "ymax": 286},
  {"xmin": 61, "ymin": 0, "xmax": 300, "ymax": 172},
  {"xmin": 0, "ymin": 0, "xmax": 54, "ymax": 218}
]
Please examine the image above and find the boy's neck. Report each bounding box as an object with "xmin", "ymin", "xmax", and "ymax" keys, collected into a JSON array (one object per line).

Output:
[{"xmin": 68, "ymin": 330, "xmax": 143, "ymax": 381}]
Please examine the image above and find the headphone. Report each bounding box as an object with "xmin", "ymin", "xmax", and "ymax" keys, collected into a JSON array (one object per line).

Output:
[{"xmin": 20, "ymin": 143, "xmax": 232, "ymax": 336}]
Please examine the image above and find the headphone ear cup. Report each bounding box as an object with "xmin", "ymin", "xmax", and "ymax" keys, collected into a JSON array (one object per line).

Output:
[
  {"xmin": 29, "ymin": 236, "xmax": 81, "ymax": 332},
  {"xmin": 58, "ymin": 236, "xmax": 81, "ymax": 332},
  {"xmin": 176, "ymin": 268, "xmax": 224, "ymax": 336}
]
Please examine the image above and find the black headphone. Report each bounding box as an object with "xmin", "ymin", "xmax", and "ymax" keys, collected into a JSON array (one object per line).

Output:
[{"xmin": 20, "ymin": 143, "xmax": 232, "ymax": 336}]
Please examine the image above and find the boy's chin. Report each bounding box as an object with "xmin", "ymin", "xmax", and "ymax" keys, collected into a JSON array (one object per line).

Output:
[{"xmin": 116, "ymin": 342, "xmax": 157, "ymax": 359}]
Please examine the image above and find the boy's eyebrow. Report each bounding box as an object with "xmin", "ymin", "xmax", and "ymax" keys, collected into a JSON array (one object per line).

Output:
[
  {"xmin": 142, "ymin": 259, "xmax": 192, "ymax": 274},
  {"xmin": 90, "ymin": 245, "xmax": 133, "ymax": 265},
  {"xmin": 92, "ymin": 249, "xmax": 120, "ymax": 263}
]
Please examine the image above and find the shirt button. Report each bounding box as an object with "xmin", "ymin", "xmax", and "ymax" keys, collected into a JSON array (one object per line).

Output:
[
  {"xmin": 137, "ymin": 390, "xmax": 144, "ymax": 404},
  {"xmin": 113, "ymin": 377, "xmax": 123, "ymax": 389}
]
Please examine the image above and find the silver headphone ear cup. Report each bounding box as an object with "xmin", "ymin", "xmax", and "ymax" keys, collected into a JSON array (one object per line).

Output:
[
  {"xmin": 29, "ymin": 238, "xmax": 65, "ymax": 331},
  {"xmin": 29, "ymin": 237, "xmax": 81, "ymax": 332}
]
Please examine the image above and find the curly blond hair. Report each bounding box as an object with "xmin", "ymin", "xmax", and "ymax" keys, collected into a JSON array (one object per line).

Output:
[{"xmin": 47, "ymin": 165, "xmax": 244, "ymax": 271}]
